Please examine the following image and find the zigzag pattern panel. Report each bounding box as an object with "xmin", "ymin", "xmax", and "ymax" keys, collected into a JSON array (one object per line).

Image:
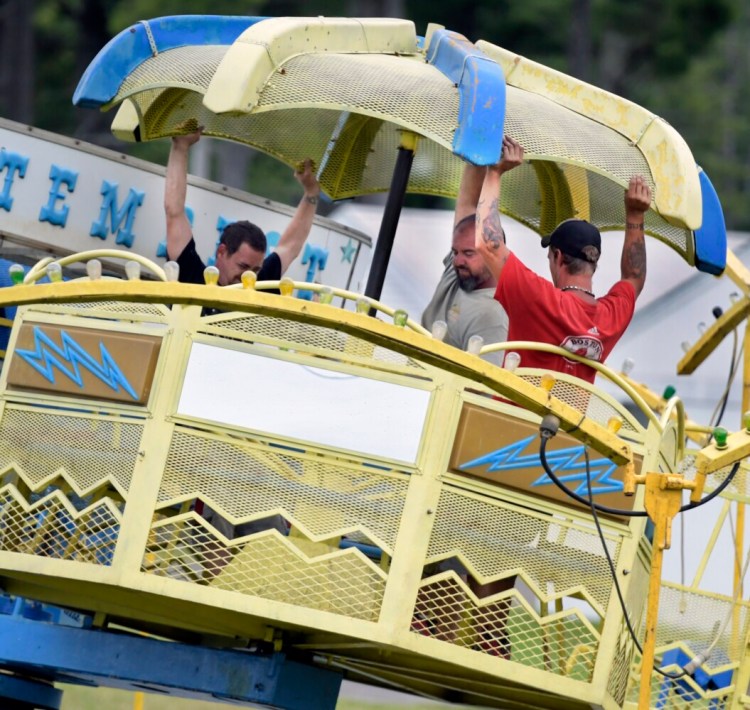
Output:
[
  {"xmin": 0, "ymin": 485, "xmax": 121, "ymax": 565},
  {"xmin": 0, "ymin": 405, "xmax": 143, "ymax": 496},
  {"xmin": 426, "ymin": 486, "xmax": 620, "ymax": 613},
  {"xmin": 159, "ymin": 427, "xmax": 409, "ymax": 554},
  {"xmin": 143, "ymin": 516, "xmax": 386, "ymax": 621},
  {"xmin": 412, "ymin": 576, "xmax": 599, "ymax": 679}
]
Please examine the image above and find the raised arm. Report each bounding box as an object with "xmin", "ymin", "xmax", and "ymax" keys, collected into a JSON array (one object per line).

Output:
[
  {"xmin": 274, "ymin": 159, "xmax": 321, "ymax": 274},
  {"xmin": 454, "ymin": 162, "xmax": 486, "ymax": 226},
  {"xmin": 621, "ymin": 175, "xmax": 651, "ymax": 298},
  {"xmin": 475, "ymin": 136, "xmax": 525, "ymax": 281},
  {"xmin": 164, "ymin": 129, "xmax": 202, "ymax": 261}
]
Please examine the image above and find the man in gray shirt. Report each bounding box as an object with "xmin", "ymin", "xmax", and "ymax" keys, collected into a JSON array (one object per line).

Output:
[{"xmin": 421, "ymin": 152, "xmax": 522, "ymax": 366}]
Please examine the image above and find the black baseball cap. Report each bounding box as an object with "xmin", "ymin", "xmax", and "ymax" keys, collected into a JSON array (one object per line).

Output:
[{"xmin": 541, "ymin": 219, "xmax": 601, "ymax": 262}]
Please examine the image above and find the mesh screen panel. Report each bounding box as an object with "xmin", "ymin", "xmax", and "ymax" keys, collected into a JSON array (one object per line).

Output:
[
  {"xmin": 159, "ymin": 427, "xmax": 408, "ymax": 551},
  {"xmin": 258, "ymin": 54, "xmax": 457, "ymax": 145},
  {"xmin": 424, "ymin": 485, "xmax": 620, "ymax": 614},
  {"xmin": 0, "ymin": 406, "xmax": 142, "ymax": 495},
  {"xmin": 608, "ymin": 617, "xmax": 640, "ymax": 706},
  {"xmin": 198, "ymin": 313, "xmax": 428, "ymax": 372},
  {"xmin": 413, "ymin": 576, "xmax": 599, "ymax": 680},
  {"xmin": 654, "ymin": 584, "xmax": 748, "ymax": 663},
  {"xmin": 26, "ymin": 300, "xmax": 171, "ymax": 321},
  {"xmin": 0, "ymin": 405, "xmax": 138, "ymax": 565},
  {"xmin": 607, "ymin": 545, "xmax": 650, "ymax": 705},
  {"xmin": 626, "ymin": 583, "xmax": 748, "ymax": 708},
  {"xmin": 0, "ymin": 488, "xmax": 120, "ymax": 565},
  {"xmin": 517, "ymin": 373, "xmax": 642, "ymax": 437},
  {"xmin": 144, "ymin": 517, "xmax": 386, "ymax": 621},
  {"xmin": 109, "ymin": 43, "xmax": 695, "ymax": 264},
  {"xmin": 116, "ymin": 46, "xmax": 228, "ymax": 99},
  {"xmin": 679, "ymin": 452, "xmax": 750, "ymax": 504}
]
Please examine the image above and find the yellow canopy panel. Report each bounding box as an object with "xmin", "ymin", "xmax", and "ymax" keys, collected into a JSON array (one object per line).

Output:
[{"xmin": 74, "ymin": 15, "xmax": 717, "ymax": 270}]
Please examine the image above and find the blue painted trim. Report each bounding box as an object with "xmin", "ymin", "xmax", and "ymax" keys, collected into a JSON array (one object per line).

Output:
[
  {"xmin": 340, "ymin": 538, "xmax": 383, "ymax": 560},
  {"xmin": 425, "ymin": 29, "xmax": 505, "ymax": 165},
  {"xmin": 73, "ymin": 15, "xmax": 268, "ymax": 108},
  {"xmin": 0, "ymin": 614, "xmax": 341, "ymax": 708},
  {"xmin": 0, "ymin": 673, "xmax": 62, "ymax": 710},
  {"xmin": 693, "ymin": 168, "xmax": 727, "ymax": 275}
]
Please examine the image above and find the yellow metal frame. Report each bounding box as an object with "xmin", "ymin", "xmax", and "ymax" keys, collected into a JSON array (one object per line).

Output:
[{"xmin": 0, "ymin": 249, "xmax": 707, "ymax": 709}]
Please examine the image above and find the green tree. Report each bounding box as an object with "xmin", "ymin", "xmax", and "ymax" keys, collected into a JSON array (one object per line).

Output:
[{"xmin": 11, "ymin": 0, "xmax": 746, "ymax": 222}]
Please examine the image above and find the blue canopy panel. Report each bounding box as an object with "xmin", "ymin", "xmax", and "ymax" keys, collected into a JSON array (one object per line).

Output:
[
  {"xmin": 693, "ymin": 168, "xmax": 727, "ymax": 275},
  {"xmin": 73, "ymin": 15, "xmax": 268, "ymax": 109},
  {"xmin": 426, "ymin": 29, "xmax": 506, "ymax": 166}
]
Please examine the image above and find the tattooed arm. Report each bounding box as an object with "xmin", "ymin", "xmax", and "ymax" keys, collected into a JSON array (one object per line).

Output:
[
  {"xmin": 475, "ymin": 136, "xmax": 524, "ymax": 281},
  {"xmin": 621, "ymin": 175, "xmax": 651, "ymax": 297}
]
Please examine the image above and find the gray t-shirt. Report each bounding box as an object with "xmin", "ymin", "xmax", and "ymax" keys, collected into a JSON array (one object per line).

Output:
[{"xmin": 421, "ymin": 254, "xmax": 509, "ymax": 366}]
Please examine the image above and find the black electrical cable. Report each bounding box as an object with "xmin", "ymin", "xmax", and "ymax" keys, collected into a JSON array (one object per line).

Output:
[
  {"xmin": 538, "ymin": 425, "xmax": 741, "ymax": 517},
  {"xmin": 711, "ymin": 327, "xmax": 739, "ymax": 432},
  {"xmin": 583, "ymin": 447, "xmax": 687, "ymax": 680},
  {"xmin": 582, "ymin": 447, "xmax": 687, "ymax": 680}
]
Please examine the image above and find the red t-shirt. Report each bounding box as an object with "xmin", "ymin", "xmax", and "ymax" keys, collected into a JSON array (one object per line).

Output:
[{"xmin": 495, "ymin": 252, "xmax": 636, "ymax": 383}]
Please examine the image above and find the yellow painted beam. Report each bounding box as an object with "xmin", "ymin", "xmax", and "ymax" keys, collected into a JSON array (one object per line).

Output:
[
  {"xmin": 676, "ymin": 296, "xmax": 750, "ymax": 375},
  {"xmin": 725, "ymin": 249, "xmax": 750, "ymax": 296}
]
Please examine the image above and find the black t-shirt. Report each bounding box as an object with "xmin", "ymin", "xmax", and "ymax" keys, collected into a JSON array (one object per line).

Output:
[
  {"xmin": 175, "ymin": 237, "xmax": 282, "ymax": 284},
  {"xmin": 174, "ymin": 238, "xmax": 282, "ymax": 314}
]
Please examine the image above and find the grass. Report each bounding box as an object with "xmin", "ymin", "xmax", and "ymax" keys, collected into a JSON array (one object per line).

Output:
[{"xmin": 59, "ymin": 685, "xmax": 453, "ymax": 709}]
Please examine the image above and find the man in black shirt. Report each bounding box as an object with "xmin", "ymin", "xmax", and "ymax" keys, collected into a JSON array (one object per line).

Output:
[{"xmin": 164, "ymin": 128, "xmax": 320, "ymax": 285}]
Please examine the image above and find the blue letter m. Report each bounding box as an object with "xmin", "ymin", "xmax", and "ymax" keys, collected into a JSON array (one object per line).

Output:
[{"xmin": 90, "ymin": 180, "xmax": 145, "ymax": 247}]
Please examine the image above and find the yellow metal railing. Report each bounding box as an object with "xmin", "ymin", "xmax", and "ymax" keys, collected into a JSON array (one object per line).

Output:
[{"xmin": 0, "ymin": 248, "xmax": 728, "ymax": 710}]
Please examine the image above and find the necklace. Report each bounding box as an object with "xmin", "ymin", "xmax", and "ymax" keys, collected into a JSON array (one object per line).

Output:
[{"xmin": 561, "ymin": 285, "xmax": 595, "ymax": 298}]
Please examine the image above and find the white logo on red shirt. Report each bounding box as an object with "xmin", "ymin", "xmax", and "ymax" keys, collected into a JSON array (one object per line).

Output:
[{"xmin": 560, "ymin": 335, "xmax": 604, "ymax": 361}]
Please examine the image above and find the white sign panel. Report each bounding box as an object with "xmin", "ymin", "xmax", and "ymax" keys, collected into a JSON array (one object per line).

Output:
[
  {"xmin": 0, "ymin": 119, "xmax": 370, "ymax": 290},
  {"xmin": 178, "ymin": 343, "xmax": 431, "ymax": 463}
]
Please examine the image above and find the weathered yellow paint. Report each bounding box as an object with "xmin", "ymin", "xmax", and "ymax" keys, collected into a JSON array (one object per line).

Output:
[
  {"xmin": 204, "ymin": 17, "xmax": 418, "ymax": 114},
  {"xmin": 478, "ymin": 41, "xmax": 702, "ymax": 230}
]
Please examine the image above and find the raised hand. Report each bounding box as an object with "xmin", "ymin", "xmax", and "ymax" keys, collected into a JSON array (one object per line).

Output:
[
  {"xmin": 624, "ymin": 175, "xmax": 651, "ymax": 216},
  {"xmin": 294, "ymin": 158, "xmax": 320, "ymax": 198},
  {"xmin": 498, "ymin": 136, "xmax": 524, "ymax": 174}
]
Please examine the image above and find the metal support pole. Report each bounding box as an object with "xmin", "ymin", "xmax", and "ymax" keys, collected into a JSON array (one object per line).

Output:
[
  {"xmin": 638, "ymin": 472, "xmax": 689, "ymax": 709},
  {"xmin": 364, "ymin": 132, "xmax": 418, "ymax": 303}
]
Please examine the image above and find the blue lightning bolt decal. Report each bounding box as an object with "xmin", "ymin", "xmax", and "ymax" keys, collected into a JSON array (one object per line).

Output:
[
  {"xmin": 16, "ymin": 327, "xmax": 138, "ymax": 400},
  {"xmin": 460, "ymin": 434, "xmax": 622, "ymax": 496}
]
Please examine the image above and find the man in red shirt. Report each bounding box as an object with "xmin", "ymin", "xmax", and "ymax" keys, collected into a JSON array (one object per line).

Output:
[{"xmin": 475, "ymin": 136, "xmax": 652, "ymax": 383}]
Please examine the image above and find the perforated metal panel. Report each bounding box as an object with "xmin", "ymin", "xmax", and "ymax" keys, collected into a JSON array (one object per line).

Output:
[
  {"xmin": 0, "ymin": 488, "xmax": 121, "ymax": 564},
  {"xmin": 412, "ymin": 574, "xmax": 600, "ymax": 679},
  {"xmin": 141, "ymin": 426, "xmax": 406, "ymax": 620},
  {"xmin": 517, "ymin": 372, "xmax": 642, "ymax": 437},
  {"xmin": 412, "ymin": 483, "xmax": 629, "ymax": 677},
  {"xmin": 626, "ymin": 583, "xmax": 749, "ymax": 708},
  {"xmin": 158, "ymin": 428, "xmax": 409, "ymax": 551},
  {"xmin": 424, "ymin": 486, "xmax": 620, "ymax": 613},
  {"xmin": 115, "ymin": 45, "xmax": 228, "ymax": 101},
  {"xmin": 0, "ymin": 406, "xmax": 142, "ymax": 496},
  {"xmin": 0, "ymin": 406, "xmax": 139, "ymax": 565},
  {"xmin": 199, "ymin": 313, "xmax": 428, "ymax": 372},
  {"xmin": 109, "ymin": 44, "xmax": 696, "ymax": 266},
  {"xmin": 26, "ymin": 300, "xmax": 171, "ymax": 322},
  {"xmin": 607, "ymin": 544, "xmax": 650, "ymax": 705},
  {"xmin": 679, "ymin": 451, "xmax": 750, "ymax": 504},
  {"xmin": 144, "ymin": 518, "xmax": 386, "ymax": 621}
]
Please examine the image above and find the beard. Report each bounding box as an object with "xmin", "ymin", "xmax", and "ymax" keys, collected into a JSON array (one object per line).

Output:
[{"xmin": 456, "ymin": 271, "xmax": 480, "ymax": 292}]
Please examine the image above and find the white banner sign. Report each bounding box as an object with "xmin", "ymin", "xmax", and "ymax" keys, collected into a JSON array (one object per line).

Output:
[
  {"xmin": 0, "ymin": 119, "xmax": 371, "ymax": 291},
  {"xmin": 179, "ymin": 343, "xmax": 431, "ymax": 463}
]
